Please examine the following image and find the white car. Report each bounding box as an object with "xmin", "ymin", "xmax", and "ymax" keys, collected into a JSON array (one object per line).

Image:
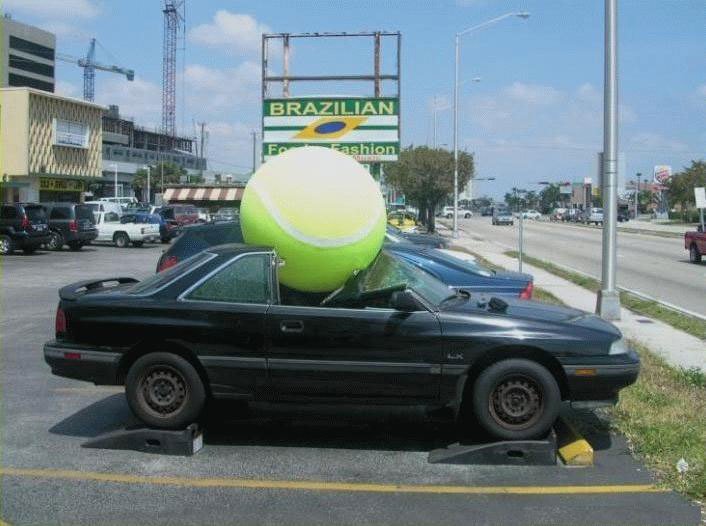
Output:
[
  {"xmin": 94, "ymin": 211, "xmax": 160, "ymax": 248},
  {"xmin": 85, "ymin": 200, "xmax": 123, "ymax": 217},
  {"xmin": 441, "ymin": 206, "xmax": 473, "ymax": 219},
  {"xmin": 522, "ymin": 209, "xmax": 542, "ymax": 220}
]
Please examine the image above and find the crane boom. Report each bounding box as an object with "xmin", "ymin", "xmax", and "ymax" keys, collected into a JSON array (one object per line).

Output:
[{"xmin": 55, "ymin": 38, "xmax": 134, "ymax": 101}]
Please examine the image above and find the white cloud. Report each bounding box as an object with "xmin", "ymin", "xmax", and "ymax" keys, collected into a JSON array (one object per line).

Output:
[
  {"xmin": 188, "ymin": 10, "xmax": 270, "ymax": 54},
  {"xmin": 55, "ymin": 80, "xmax": 80, "ymax": 99},
  {"xmin": 95, "ymin": 77, "xmax": 163, "ymax": 130},
  {"xmin": 184, "ymin": 61, "xmax": 260, "ymax": 113},
  {"xmin": 3, "ymin": 0, "xmax": 99, "ymax": 19},
  {"xmin": 504, "ymin": 82, "xmax": 563, "ymax": 106}
]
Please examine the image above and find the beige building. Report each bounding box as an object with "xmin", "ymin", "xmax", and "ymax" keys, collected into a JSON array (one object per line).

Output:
[{"xmin": 0, "ymin": 87, "xmax": 104, "ymax": 203}]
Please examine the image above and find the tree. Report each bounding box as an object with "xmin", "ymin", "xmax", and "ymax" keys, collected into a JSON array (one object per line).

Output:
[
  {"xmin": 667, "ymin": 160, "xmax": 706, "ymax": 220},
  {"xmin": 385, "ymin": 146, "xmax": 474, "ymax": 232},
  {"xmin": 132, "ymin": 162, "xmax": 187, "ymax": 202},
  {"xmin": 539, "ymin": 184, "xmax": 562, "ymax": 214}
]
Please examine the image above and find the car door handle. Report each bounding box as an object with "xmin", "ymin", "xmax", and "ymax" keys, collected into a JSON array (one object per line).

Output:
[{"xmin": 280, "ymin": 320, "xmax": 304, "ymax": 333}]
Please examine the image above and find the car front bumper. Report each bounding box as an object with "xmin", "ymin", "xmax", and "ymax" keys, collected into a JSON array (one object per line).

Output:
[
  {"xmin": 562, "ymin": 349, "xmax": 640, "ymax": 406},
  {"xmin": 44, "ymin": 341, "xmax": 121, "ymax": 385}
]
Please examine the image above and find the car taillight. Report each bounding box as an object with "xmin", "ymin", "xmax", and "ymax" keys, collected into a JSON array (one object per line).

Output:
[
  {"xmin": 20, "ymin": 215, "xmax": 30, "ymax": 230},
  {"xmin": 157, "ymin": 255, "xmax": 178, "ymax": 272},
  {"xmin": 68, "ymin": 220, "xmax": 78, "ymax": 232},
  {"xmin": 519, "ymin": 281, "xmax": 534, "ymax": 300},
  {"xmin": 55, "ymin": 306, "xmax": 67, "ymax": 335}
]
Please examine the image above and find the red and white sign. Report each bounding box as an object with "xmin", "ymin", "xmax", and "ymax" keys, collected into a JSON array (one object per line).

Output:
[{"xmin": 653, "ymin": 165, "xmax": 672, "ymax": 185}]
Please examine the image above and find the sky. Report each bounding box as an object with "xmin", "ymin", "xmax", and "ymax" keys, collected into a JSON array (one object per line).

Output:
[{"xmin": 3, "ymin": 0, "xmax": 704, "ymax": 198}]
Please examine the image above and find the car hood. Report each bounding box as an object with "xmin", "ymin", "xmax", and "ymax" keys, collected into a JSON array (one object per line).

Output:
[{"xmin": 443, "ymin": 295, "xmax": 621, "ymax": 337}]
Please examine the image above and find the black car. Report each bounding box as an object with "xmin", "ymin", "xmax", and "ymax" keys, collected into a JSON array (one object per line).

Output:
[
  {"xmin": 156, "ymin": 221, "xmax": 243, "ymax": 272},
  {"xmin": 0, "ymin": 203, "xmax": 51, "ymax": 255},
  {"xmin": 42, "ymin": 202, "xmax": 98, "ymax": 251},
  {"xmin": 385, "ymin": 225, "xmax": 447, "ymax": 248},
  {"xmin": 45, "ymin": 245, "xmax": 639, "ymax": 441}
]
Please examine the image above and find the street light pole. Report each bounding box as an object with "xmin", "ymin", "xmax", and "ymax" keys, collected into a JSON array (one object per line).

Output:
[
  {"xmin": 113, "ymin": 164, "xmax": 118, "ymax": 199},
  {"xmin": 634, "ymin": 172, "xmax": 641, "ymax": 219},
  {"xmin": 452, "ymin": 12, "xmax": 530, "ymax": 240},
  {"xmin": 597, "ymin": 0, "xmax": 621, "ymax": 320},
  {"xmin": 146, "ymin": 166, "xmax": 151, "ymax": 205}
]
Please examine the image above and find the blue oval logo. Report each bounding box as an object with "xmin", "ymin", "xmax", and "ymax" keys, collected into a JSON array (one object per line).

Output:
[{"xmin": 314, "ymin": 121, "xmax": 347, "ymax": 134}]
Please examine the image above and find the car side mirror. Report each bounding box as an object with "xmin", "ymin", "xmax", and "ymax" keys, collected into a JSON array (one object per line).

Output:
[{"xmin": 390, "ymin": 290, "xmax": 420, "ymax": 312}]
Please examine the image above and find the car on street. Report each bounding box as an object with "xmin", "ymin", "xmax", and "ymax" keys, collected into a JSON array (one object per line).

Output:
[
  {"xmin": 387, "ymin": 210, "xmax": 419, "ymax": 232},
  {"xmin": 550, "ymin": 208, "xmax": 567, "ymax": 222},
  {"xmin": 94, "ymin": 211, "xmax": 160, "ymax": 248},
  {"xmin": 157, "ymin": 205, "xmax": 200, "ymax": 227},
  {"xmin": 120, "ymin": 212, "xmax": 181, "ymax": 244},
  {"xmin": 522, "ymin": 209, "xmax": 542, "ymax": 220},
  {"xmin": 42, "ymin": 202, "xmax": 98, "ymax": 251},
  {"xmin": 387, "ymin": 243, "xmax": 534, "ymax": 299},
  {"xmin": 617, "ymin": 209, "xmax": 630, "ymax": 222},
  {"xmin": 685, "ymin": 225, "xmax": 705, "ymax": 264},
  {"xmin": 385, "ymin": 225, "xmax": 447, "ymax": 248},
  {"xmin": 492, "ymin": 209, "xmax": 514, "ymax": 226},
  {"xmin": 0, "ymin": 203, "xmax": 51, "ymax": 255},
  {"xmin": 440, "ymin": 206, "xmax": 473, "ymax": 219},
  {"xmin": 211, "ymin": 207, "xmax": 239, "ymax": 223},
  {"xmin": 156, "ymin": 221, "xmax": 243, "ymax": 271},
  {"xmin": 584, "ymin": 207, "xmax": 604, "ymax": 225},
  {"xmin": 45, "ymin": 244, "xmax": 640, "ymax": 441}
]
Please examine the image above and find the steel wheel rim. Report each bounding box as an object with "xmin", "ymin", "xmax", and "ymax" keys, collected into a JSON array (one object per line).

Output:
[
  {"xmin": 138, "ymin": 365, "xmax": 188, "ymax": 417},
  {"xmin": 488, "ymin": 374, "xmax": 544, "ymax": 431},
  {"xmin": 0, "ymin": 238, "xmax": 10, "ymax": 254},
  {"xmin": 49, "ymin": 233, "xmax": 61, "ymax": 250}
]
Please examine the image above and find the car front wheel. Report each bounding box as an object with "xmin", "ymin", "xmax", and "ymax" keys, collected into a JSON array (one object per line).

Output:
[
  {"xmin": 471, "ymin": 359, "xmax": 560, "ymax": 441},
  {"xmin": 0, "ymin": 235, "xmax": 13, "ymax": 255},
  {"xmin": 690, "ymin": 244, "xmax": 702, "ymax": 263},
  {"xmin": 125, "ymin": 352, "xmax": 206, "ymax": 429}
]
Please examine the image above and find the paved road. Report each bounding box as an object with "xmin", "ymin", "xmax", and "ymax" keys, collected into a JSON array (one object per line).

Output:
[
  {"xmin": 0, "ymin": 244, "xmax": 699, "ymax": 525},
  {"xmin": 459, "ymin": 217, "xmax": 706, "ymax": 317}
]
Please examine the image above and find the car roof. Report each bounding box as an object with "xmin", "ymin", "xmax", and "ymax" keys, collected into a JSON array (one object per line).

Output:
[{"xmin": 204, "ymin": 243, "xmax": 272, "ymax": 256}]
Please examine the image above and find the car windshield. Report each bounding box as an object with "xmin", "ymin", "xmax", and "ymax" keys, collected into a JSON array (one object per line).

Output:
[
  {"xmin": 128, "ymin": 252, "xmax": 215, "ymax": 295},
  {"xmin": 326, "ymin": 251, "xmax": 453, "ymax": 308}
]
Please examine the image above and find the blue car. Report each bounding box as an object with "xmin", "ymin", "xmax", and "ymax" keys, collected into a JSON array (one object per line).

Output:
[
  {"xmin": 386, "ymin": 243, "xmax": 534, "ymax": 299},
  {"xmin": 120, "ymin": 212, "xmax": 181, "ymax": 244}
]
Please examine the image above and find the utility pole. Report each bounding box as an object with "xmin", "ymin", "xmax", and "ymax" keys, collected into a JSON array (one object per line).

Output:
[
  {"xmin": 251, "ymin": 131, "xmax": 257, "ymax": 174},
  {"xmin": 597, "ymin": 0, "xmax": 621, "ymax": 320},
  {"xmin": 634, "ymin": 172, "xmax": 641, "ymax": 219},
  {"xmin": 146, "ymin": 165, "xmax": 151, "ymax": 204},
  {"xmin": 198, "ymin": 121, "xmax": 206, "ymax": 179}
]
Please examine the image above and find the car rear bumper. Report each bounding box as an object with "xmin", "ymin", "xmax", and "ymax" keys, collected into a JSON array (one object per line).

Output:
[
  {"xmin": 562, "ymin": 350, "xmax": 640, "ymax": 404},
  {"xmin": 44, "ymin": 341, "xmax": 121, "ymax": 385},
  {"xmin": 64, "ymin": 230, "xmax": 99, "ymax": 243}
]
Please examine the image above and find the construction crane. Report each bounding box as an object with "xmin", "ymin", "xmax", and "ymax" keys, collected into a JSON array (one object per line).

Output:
[
  {"xmin": 56, "ymin": 38, "xmax": 134, "ymax": 102},
  {"xmin": 162, "ymin": 0, "xmax": 185, "ymax": 136}
]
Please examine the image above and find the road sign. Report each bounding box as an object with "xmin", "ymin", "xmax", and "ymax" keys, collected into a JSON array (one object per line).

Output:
[
  {"xmin": 695, "ymin": 187, "xmax": 706, "ymax": 209},
  {"xmin": 262, "ymin": 97, "xmax": 400, "ymax": 162},
  {"xmin": 653, "ymin": 165, "xmax": 672, "ymax": 185}
]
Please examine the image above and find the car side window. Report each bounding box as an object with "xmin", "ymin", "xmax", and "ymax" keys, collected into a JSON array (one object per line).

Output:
[
  {"xmin": 104, "ymin": 212, "xmax": 120, "ymax": 222},
  {"xmin": 1, "ymin": 206, "xmax": 17, "ymax": 219},
  {"xmin": 187, "ymin": 254, "xmax": 271, "ymax": 304}
]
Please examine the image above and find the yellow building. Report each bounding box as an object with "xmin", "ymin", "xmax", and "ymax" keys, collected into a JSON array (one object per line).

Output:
[{"xmin": 0, "ymin": 87, "xmax": 104, "ymax": 203}]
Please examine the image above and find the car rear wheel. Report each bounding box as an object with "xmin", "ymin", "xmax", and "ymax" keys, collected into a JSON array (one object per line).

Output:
[
  {"xmin": 114, "ymin": 232, "xmax": 129, "ymax": 248},
  {"xmin": 47, "ymin": 231, "xmax": 63, "ymax": 251},
  {"xmin": 0, "ymin": 235, "xmax": 13, "ymax": 255},
  {"xmin": 125, "ymin": 352, "xmax": 206, "ymax": 430},
  {"xmin": 471, "ymin": 359, "xmax": 560, "ymax": 441},
  {"xmin": 690, "ymin": 244, "xmax": 702, "ymax": 263}
]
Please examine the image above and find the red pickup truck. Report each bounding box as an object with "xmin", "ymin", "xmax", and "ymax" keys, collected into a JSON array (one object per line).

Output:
[{"xmin": 685, "ymin": 227, "xmax": 705, "ymax": 263}]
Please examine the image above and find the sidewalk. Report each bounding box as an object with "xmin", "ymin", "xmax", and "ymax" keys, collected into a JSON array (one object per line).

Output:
[{"xmin": 440, "ymin": 224, "xmax": 705, "ymax": 372}]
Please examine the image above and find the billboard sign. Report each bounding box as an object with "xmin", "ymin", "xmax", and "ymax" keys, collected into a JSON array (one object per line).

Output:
[
  {"xmin": 695, "ymin": 187, "xmax": 706, "ymax": 209},
  {"xmin": 262, "ymin": 97, "xmax": 399, "ymax": 162},
  {"xmin": 653, "ymin": 165, "xmax": 672, "ymax": 185}
]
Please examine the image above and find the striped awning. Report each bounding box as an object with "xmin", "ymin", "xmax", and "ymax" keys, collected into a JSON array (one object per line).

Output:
[{"xmin": 163, "ymin": 187, "xmax": 244, "ymax": 202}]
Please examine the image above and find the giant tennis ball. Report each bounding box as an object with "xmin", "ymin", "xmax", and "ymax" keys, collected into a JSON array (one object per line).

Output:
[{"xmin": 240, "ymin": 146, "xmax": 386, "ymax": 292}]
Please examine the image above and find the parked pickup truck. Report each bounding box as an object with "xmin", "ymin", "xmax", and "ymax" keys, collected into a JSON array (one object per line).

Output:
[
  {"xmin": 685, "ymin": 226, "xmax": 705, "ymax": 263},
  {"xmin": 94, "ymin": 211, "xmax": 160, "ymax": 248}
]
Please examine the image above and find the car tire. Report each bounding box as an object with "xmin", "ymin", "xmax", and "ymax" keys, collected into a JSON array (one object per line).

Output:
[
  {"xmin": 0, "ymin": 235, "xmax": 13, "ymax": 255},
  {"xmin": 114, "ymin": 232, "xmax": 130, "ymax": 248},
  {"xmin": 47, "ymin": 231, "xmax": 63, "ymax": 251},
  {"xmin": 68, "ymin": 241, "xmax": 82, "ymax": 251},
  {"xmin": 471, "ymin": 359, "xmax": 561, "ymax": 441},
  {"xmin": 690, "ymin": 244, "xmax": 702, "ymax": 264},
  {"xmin": 125, "ymin": 352, "xmax": 207, "ymax": 430},
  {"xmin": 132, "ymin": 241, "xmax": 144, "ymax": 248}
]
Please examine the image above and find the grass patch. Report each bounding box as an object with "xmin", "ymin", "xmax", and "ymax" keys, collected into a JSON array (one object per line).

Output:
[
  {"xmin": 611, "ymin": 341, "xmax": 706, "ymax": 501},
  {"xmin": 504, "ymin": 250, "xmax": 706, "ymax": 340},
  {"xmin": 531, "ymin": 287, "xmax": 565, "ymax": 306}
]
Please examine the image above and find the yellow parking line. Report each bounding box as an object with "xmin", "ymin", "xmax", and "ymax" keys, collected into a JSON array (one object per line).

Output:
[{"xmin": 0, "ymin": 467, "xmax": 667, "ymax": 495}]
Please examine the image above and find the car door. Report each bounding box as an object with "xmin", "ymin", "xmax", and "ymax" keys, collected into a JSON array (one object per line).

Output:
[
  {"xmin": 177, "ymin": 251, "xmax": 274, "ymax": 399},
  {"xmin": 266, "ymin": 301, "xmax": 443, "ymax": 402}
]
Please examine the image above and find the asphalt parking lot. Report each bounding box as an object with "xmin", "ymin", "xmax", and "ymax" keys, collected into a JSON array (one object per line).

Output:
[{"xmin": 0, "ymin": 243, "xmax": 701, "ymax": 525}]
